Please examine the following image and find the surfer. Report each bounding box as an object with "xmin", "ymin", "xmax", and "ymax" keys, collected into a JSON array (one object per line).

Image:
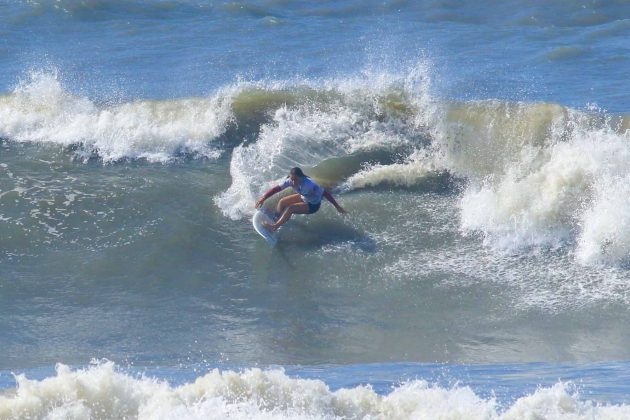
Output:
[{"xmin": 255, "ymin": 167, "xmax": 346, "ymax": 231}]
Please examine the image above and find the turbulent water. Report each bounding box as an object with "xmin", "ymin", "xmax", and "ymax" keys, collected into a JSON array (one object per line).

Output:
[{"xmin": 1, "ymin": 1, "xmax": 630, "ymax": 418}]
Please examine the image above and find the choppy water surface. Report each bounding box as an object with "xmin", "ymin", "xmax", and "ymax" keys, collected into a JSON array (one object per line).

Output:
[{"xmin": 1, "ymin": 1, "xmax": 630, "ymax": 418}]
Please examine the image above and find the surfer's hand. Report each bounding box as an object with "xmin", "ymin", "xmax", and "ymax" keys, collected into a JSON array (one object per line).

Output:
[
  {"xmin": 255, "ymin": 197, "xmax": 264, "ymax": 208},
  {"xmin": 337, "ymin": 206, "xmax": 347, "ymax": 214}
]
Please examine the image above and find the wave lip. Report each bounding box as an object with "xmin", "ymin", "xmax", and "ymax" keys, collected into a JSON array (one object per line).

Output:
[
  {"xmin": 0, "ymin": 71, "xmax": 233, "ymax": 162},
  {"xmin": 340, "ymin": 150, "xmax": 442, "ymax": 191}
]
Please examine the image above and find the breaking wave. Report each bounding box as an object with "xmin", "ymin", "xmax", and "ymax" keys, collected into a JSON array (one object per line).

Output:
[
  {"xmin": 1, "ymin": 361, "xmax": 628, "ymax": 420},
  {"xmin": 3, "ymin": 65, "xmax": 630, "ymax": 266},
  {"xmin": 454, "ymin": 103, "xmax": 630, "ymax": 265},
  {"xmin": 0, "ymin": 71, "xmax": 232, "ymax": 162}
]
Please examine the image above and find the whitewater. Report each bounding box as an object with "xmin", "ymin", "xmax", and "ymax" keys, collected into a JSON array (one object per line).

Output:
[
  {"xmin": 1, "ymin": 1, "xmax": 630, "ymax": 419},
  {"xmin": 3, "ymin": 361, "xmax": 630, "ymax": 420}
]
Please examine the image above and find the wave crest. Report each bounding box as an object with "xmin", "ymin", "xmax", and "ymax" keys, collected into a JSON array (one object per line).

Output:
[
  {"xmin": 341, "ymin": 150, "xmax": 442, "ymax": 191},
  {"xmin": 0, "ymin": 71, "xmax": 233, "ymax": 162}
]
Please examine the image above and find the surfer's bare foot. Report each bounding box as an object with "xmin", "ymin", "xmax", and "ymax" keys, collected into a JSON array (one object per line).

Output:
[{"xmin": 263, "ymin": 221, "xmax": 277, "ymax": 231}]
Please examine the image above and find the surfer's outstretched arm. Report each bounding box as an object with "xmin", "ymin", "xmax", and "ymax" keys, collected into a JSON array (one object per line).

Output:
[
  {"xmin": 255, "ymin": 186, "xmax": 281, "ymax": 208},
  {"xmin": 323, "ymin": 190, "xmax": 346, "ymax": 214}
]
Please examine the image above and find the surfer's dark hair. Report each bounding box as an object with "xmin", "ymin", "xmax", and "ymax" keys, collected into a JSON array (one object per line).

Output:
[{"xmin": 289, "ymin": 167, "xmax": 307, "ymax": 178}]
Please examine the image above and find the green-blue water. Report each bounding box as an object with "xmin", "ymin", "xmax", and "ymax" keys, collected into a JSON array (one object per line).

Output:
[{"xmin": 1, "ymin": 1, "xmax": 630, "ymax": 418}]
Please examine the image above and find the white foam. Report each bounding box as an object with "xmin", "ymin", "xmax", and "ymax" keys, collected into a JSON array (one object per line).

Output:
[
  {"xmin": 0, "ymin": 362, "xmax": 627, "ymax": 420},
  {"xmin": 501, "ymin": 382, "xmax": 626, "ymax": 420},
  {"xmin": 577, "ymin": 174, "xmax": 630, "ymax": 265},
  {"xmin": 0, "ymin": 71, "xmax": 233, "ymax": 162},
  {"xmin": 214, "ymin": 106, "xmax": 387, "ymax": 219},
  {"xmin": 455, "ymin": 105, "xmax": 630, "ymax": 265},
  {"xmin": 459, "ymin": 138, "xmax": 594, "ymax": 249},
  {"xmin": 215, "ymin": 63, "xmax": 435, "ymax": 220},
  {"xmin": 341, "ymin": 150, "xmax": 439, "ymax": 191}
]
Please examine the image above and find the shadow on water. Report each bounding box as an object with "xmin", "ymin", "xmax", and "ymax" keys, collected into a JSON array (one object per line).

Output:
[{"xmin": 274, "ymin": 218, "xmax": 376, "ymax": 257}]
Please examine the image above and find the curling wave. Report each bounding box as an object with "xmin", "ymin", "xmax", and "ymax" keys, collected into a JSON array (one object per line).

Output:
[{"xmin": 214, "ymin": 64, "xmax": 434, "ymax": 220}]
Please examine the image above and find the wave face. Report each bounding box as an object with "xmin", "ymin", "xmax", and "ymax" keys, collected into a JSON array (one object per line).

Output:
[
  {"xmin": 214, "ymin": 65, "xmax": 433, "ymax": 220},
  {"xmin": 1, "ymin": 362, "xmax": 628, "ymax": 420}
]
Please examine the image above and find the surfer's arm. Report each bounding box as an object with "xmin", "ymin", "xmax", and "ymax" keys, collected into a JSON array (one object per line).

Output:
[
  {"xmin": 255, "ymin": 186, "xmax": 282, "ymax": 208},
  {"xmin": 323, "ymin": 190, "xmax": 346, "ymax": 214}
]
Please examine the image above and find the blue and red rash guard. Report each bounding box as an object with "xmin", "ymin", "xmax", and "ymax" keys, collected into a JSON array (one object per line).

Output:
[{"xmin": 278, "ymin": 176, "xmax": 324, "ymax": 204}]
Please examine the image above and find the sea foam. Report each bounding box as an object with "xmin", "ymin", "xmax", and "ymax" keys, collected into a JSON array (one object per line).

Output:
[
  {"xmin": 0, "ymin": 71, "xmax": 233, "ymax": 162},
  {"xmin": 340, "ymin": 150, "xmax": 439, "ymax": 191},
  {"xmin": 455, "ymin": 104, "xmax": 630, "ymax": 265},
  {"xmin": 0, "ymin": 362, "xmax": 628, "ymax": 420}
]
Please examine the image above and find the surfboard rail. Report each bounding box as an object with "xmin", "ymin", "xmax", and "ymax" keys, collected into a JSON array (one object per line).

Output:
[{"xmin": 252, "ymin": 209, "xmax": 278, "ymax": 246}]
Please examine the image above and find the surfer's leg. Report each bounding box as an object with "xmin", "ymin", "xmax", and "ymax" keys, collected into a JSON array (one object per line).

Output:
[
  {"xmin": 267, "ymin": 201, "xmax": 310, "ymax": 231},
  {"xmin": 275, "ymin": 194, "xmax": 302, "ymax": 219}
]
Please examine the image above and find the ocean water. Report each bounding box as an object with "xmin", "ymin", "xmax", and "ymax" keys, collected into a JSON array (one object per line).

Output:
[{"xmin": 1, "ymin": 1, "xmax": 630, "ymax": 418}]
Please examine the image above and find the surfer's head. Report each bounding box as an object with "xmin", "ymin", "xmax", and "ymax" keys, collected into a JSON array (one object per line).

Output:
[{"xmin": 289, "ymin": 167, "xmax": 306, "ymax": 183}]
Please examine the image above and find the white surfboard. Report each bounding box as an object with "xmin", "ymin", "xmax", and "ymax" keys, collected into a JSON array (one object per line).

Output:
[{"xmin": 252, "ymin": 209, "xmax": 278, "ymax": 246}]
